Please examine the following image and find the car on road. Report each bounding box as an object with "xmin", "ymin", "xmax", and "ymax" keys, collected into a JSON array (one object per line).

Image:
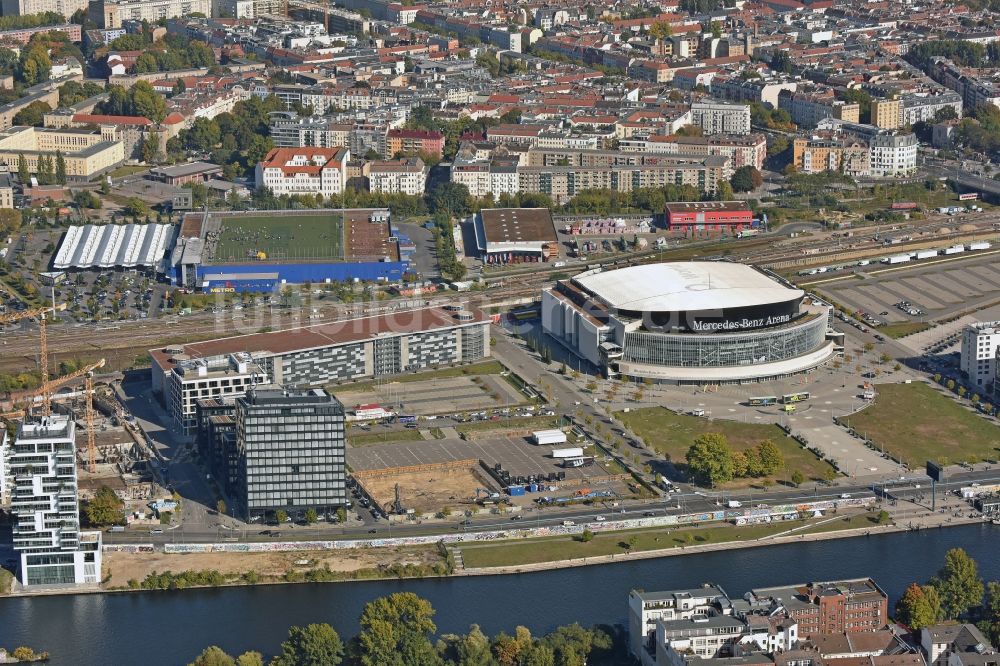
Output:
[
  {"xmin": 150, "ymin": 528, "xmax": 164, "ymax": 534},
  {"xmin": 258, "ymin": 530, "xmax": 272, "ymax": 536},
  {"xmin": 643, "ymin": 511, "xmax": 656, "ymax": 517},
  {"xmin": 368, "ymin": 529, "xmax": 377, "ymax": 534},
  {"xmin": 594, "ymin": 515, "xmax": 606, "ymax": 522},
  {"xmin": 510, "ymin": 515, "xmax": 522, "ymax": 521}
]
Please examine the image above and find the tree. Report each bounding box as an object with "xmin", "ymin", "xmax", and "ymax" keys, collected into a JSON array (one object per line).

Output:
[
  {"xmin": 895, "ymin": 583, "xmax": 941, "ymax": 630},
  {"xmin": 275, "ymin": 509, "xmax": 288, "ymax": 524},
  {"xmin": 18, "ymin": 44, "xmax": 51, "ymax": 85},
  {"xmin": 12, "ymin": 100, "xmax": 51, "ymax": 127},
  {"xmin": 790, "ymin": 470, "xmax": 805, "ymax": 487},
  {"xmin": 979, "ymin": 581, "xmax": 1000, "ymax": 647},
  {"xmin": 234, "ymin": 652, "xmax": 263, "ymax": 666},
  {"xmin": 427, "ymin": 181, "xmax": 472, "ymax": 218},
  {"xmin": 83, "ymin": 485, "xmax": 125, "ymax": 527},
  {"xmin": 931, "ymin": 548, "xmax": 984, "ymax": 620},
  {"xmin": 578, "ymin": 528, "xmax": 594, "ymax": 543},
  {"xmin": 876, "ymin": 509, "xmax": 890, "ymax": 524},
  {"xmin": 304, "ymin": 507, "xmax": 318, "ymax": 524},
  {"xmin": 188, "ymin": 646, "xmax": 234, "ymax": 666},
  {"xmin": 173, "ymin": 79, "xmax": 187, "ymax": 96},
  {"xmin": 135, "ymin": 52, "xmax": 158, "ymax": 73},
  {"xmin": 649, "ymin": 20, "xmax": 673, "ymax": 40},
  {"xmin": 716, "ymin": 180, "xmax": 734, "ymax": 201},
  {"xmin": 451, "ymin": 624, "xmax": 492, "ymax": 666},
  {"xmin": 124, "ymin": 197, "xmax": 150, "ymax": 218},
  {"xmin": 17, "ymin": 153, "xmax": 28, "ymax": 184},
  {"xmin": 685, "ymin": 433, "xmax": 734, "ymax": 486},
  {"xmin": 36, "ymin": 154, "xmax": 52, "ymax": 185},
  {"xmin": 55, "ymin": 150, "xmax": 66, "ymax": 185},
  {"xmin": 271, "ymin": 623, "xmax": 343, "ymax": 666},
  {"xmin": 730, "ymin": 166, "xmax": 762, "ymax": 192},
  {"xmin": 216, "ymin": 499, "xmax": 226, "ymax": 515},
  {"xmin": 755, "ymin": 440, "xmax": 784, "ymax": 475},
  {"xmin": 354, "ymin": 592, "xmax": 438, "ymax": 666}
]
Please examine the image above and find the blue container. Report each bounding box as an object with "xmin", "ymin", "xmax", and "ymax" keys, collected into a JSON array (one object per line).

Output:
[
  {"xmin": 528, "ymin": 483, "xmax": 538, "ymax": 493},
  {"xmin": 508, "ymin": 485, "xmax": 526, "ymax": 496}
]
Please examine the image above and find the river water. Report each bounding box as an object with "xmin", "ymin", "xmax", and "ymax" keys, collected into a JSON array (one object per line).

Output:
[{"xmin": 1, "ymin": 524, "xmax": 998, "ymax": 665}]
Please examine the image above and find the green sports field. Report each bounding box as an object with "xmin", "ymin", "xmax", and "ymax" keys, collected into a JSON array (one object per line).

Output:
[{"xmin": 211, "ymin": 214, "xmax": 345, "ymax": 263}]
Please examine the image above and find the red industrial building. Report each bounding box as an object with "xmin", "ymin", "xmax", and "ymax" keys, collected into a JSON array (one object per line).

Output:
[{"xmin": 665, "ymin": 201, "xmax": 755, "ymax": 232}]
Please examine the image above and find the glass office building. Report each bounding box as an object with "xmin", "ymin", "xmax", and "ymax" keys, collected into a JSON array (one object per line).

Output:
[{"xmin": 235, "ymin": 388, "xmax": 347, "ymax": 520}]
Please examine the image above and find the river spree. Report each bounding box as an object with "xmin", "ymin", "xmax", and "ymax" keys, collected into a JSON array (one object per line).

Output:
[{"xmin": 2, "ymin": 524, "xmax": 998, "ymax": 665}]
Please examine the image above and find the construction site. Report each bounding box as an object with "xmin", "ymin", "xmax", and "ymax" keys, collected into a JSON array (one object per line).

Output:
[
  {"xmin": 0, "ymin": 302, "xmax": 164, "ymax": 522},
  {"xmin": 347, "ymin": 435, "xmax": 634, "ymax": 518}
]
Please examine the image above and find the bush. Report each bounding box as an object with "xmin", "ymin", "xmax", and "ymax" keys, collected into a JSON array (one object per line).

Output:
[{"xmin": 577, "ymin": 529, "xmax": 594, "ymax": 543}]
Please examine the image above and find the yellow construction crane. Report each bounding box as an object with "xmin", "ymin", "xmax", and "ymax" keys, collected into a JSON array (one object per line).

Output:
[
  {"xmin": 85, "ymin": 371, "xmax": 96, "ymax": 472},
  {"xmin": 0, "ymin": 358, "xmax": 107, "ymax": 424},
  {"xmin": 0, "ymin": 302, "xmax": 67, "ymax": 416}
]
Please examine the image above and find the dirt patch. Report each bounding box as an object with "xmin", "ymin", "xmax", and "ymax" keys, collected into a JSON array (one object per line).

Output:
[
  {"xmin": 103, "ymin": 545, "xmax": 439, "ymax": 584},
  {"xmin": 360, "ymin": 466, "xmax": 488, "ymax": 515}
]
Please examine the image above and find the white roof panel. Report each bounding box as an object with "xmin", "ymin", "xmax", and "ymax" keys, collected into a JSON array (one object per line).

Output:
[{"xmin": 574, "ymin": 262, "xmax": 802, "ymax": 312}]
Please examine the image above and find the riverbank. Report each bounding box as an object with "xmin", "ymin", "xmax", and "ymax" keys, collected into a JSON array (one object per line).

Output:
[{"xmin": 2, "ymin": 504, "xmax": 985, "ymax": 598}]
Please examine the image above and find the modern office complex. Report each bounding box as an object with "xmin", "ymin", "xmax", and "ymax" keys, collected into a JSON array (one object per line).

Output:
[
  {"xmin": 7, "ymin": 416, "xmax": 102, "ymax": 587},
  {"xmin": 542, "ymin": 262, "xmax": 836, "ymax": 383},
  {"xmin": 234, "ymin": 388, "xmax": 346, "ymax": 520},
  {"xmin": 151, "ymin": 306, "xmax": 491, "ymax": 434}
]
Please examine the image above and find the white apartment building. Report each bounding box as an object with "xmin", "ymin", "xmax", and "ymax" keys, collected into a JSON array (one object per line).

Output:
[
  {"xmin": 868, "ymin": 133, "xmax": 917, "ymax": 177},
  {"xmin": 961, "ymin": 321, "xmax": 1000, "ymax": 389},
  {"xmin": 628, "ymin": 586, "xmax": 730, "ymax": 660},
  {"xmin": 97, "ymin": 0, "xmax": 212, "ymax": 29},
  {"xmin": 7, "ymin": 416, "xmax": 102, "ymax": 587},
  {"xmin": 2, "ymin": 0, "xmax": 88, "ymax": 18},
  {"xmin": 255, "ymin": 146, "xmax": 350, "ymax": 198},
  {"xmin": 367, "ymin": 158, "xmax": 426, "ymax": 195},
  {"xmin": 167, "ymin": 352, "xmax": 269, "ymax": 436},
  {"xmin": 690, "ymin": 102, "xmax": 751, "ymax": 136}
]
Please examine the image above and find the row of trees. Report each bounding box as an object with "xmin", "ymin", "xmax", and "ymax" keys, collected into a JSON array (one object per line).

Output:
[
  {"xmin": 189, "ymin": 592, "xmax": 621, "ymax": 666},
  {"xmin": 109, "ymin": 32, "xmax": 216, "ymax": 74},
  {"xmin": 685, "ymin": 433, "xmax": 785, "ymax": 486},
  {"xmin": 895, "ymin": 548, "xmax": 1000, "ymax": 646}
]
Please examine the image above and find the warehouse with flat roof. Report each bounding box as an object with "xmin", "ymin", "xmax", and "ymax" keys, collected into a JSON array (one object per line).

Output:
[{"xmin": 473, "ymin": 207, "xmax": 559, "ymax": 264}]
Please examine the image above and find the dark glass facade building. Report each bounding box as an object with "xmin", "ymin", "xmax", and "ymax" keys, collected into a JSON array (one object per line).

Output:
[{"xmin": 235, "ymin": 388, "xmax": 347, "ymax": 520}]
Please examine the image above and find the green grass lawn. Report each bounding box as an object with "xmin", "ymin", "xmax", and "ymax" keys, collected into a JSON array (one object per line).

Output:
[
  {"xmin": 797, "ymin": 511, "xmax": 888, "ymax": 535},
  {"xmin": 843, "ymin": 382, "xmax": 1000, "ymax": 465},
  {"xmin": 108, "ymin": 165, "xmax": 149, "ymax": 179},
  {"xmin": 347, "ymin": 428, "xmax": 424, "ymax": 447},
  {"xmin": 213, "ymin": 213, "xmax": 344, "ymax": 263},
  {"xmin": 455, "ymin": 416, "xmax": 560, "ymax": 435},
  {"xmin": 459, "ymin": 517, "xmax": 862, "ymax": 569},
  {"xmin": 879, "ymin": 322, "xmax": 932, "ymax": 339},
  {"xmin": 616, "ymin": 407, "xmax": 836, "ymax": 487}
]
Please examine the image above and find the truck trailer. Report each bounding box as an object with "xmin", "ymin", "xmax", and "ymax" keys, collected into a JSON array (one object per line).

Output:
[
  {"xmin": 969, "ymin": 242, "xmax": 992, "ymax": 251},
  {"xmin": 551, "ymin": 447, "xmax": 585, "ymax": 459},
  {"xmin": 533, "ymin": 429, "xmax": 568, "ymax": 446},
  {"xmin": 916, "ymin": 250, "xmax": 939, "ymax": 260},
  {"xmin": 882, "ymin": 254, "xmax": 912, "ymax": 265},
  {"xmin": 943, "ymin": 244, "xmax": 965, "ymax": 255}
]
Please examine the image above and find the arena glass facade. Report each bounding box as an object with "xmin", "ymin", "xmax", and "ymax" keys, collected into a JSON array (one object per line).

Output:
[{"xmin": 541, "ymin": 263, "xmax": 836, "ymax": 383}]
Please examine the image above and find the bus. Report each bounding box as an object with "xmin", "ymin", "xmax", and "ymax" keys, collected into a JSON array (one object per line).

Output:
[
  {"xmin": 748, "ymin": 396, "xmax": 778, "ymax": 406},
  {"xmin": 397, "ymin": 414, "xmax": 417, "ymax": 424},
  {"xmin": 782, "ymin": 392, "xmax": 810, "ymax": 404}
]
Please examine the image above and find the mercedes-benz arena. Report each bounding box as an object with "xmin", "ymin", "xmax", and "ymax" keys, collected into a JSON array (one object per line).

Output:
[{"xmin": 541, "ymin": 262, "xmax": 836, "ymax": 383}]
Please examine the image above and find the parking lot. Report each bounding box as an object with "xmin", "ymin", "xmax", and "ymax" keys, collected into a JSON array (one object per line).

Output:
[
  {"xmin": 348, "ymin": 435, "xmax": 622, "ymax": 485},
  {"xmin": 338, "ymin": 375, "xmax": 525, "ymax": 417},
  {"xmin": 821, "ymin": 253, "xmax": 1000, "ymax": 329}
]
